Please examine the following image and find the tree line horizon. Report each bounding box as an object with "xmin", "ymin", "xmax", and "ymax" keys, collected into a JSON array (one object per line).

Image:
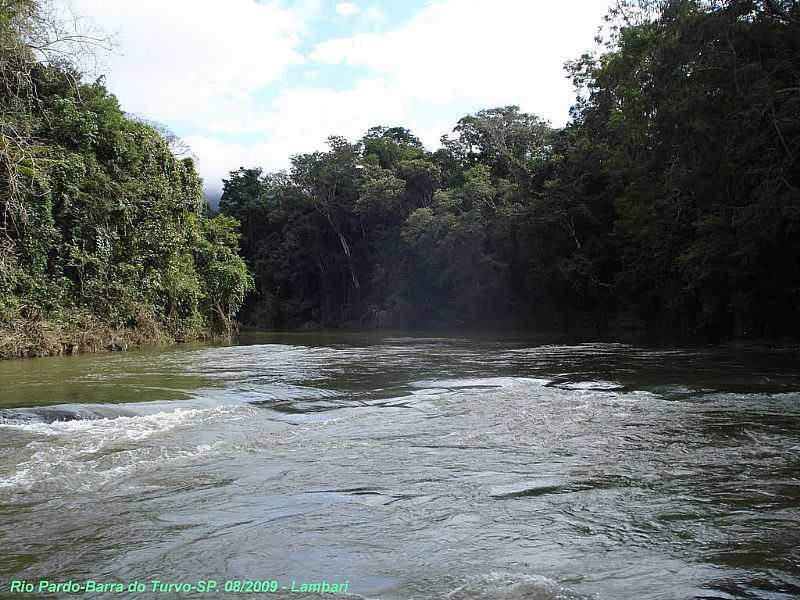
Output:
[
  {"xmin": 1, "ymin": 0, "xmax": 798, "ymax": 358},
  {"xmin": 218, "ymin": 0, "xmax": 800, "ymax": 339}
]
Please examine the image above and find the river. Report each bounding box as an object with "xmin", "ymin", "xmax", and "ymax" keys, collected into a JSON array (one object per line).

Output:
[{"xmin": 1, "ymin": 333, "xmax": 799, "ymax": 599}]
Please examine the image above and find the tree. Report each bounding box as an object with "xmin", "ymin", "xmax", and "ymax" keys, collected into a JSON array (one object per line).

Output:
[
  {"xmin": 291, "ymin": 136, "xmax": 364, "ymax": 299},
  {"xmin": 0, "ymin": 0, "xmax": 253, "ymax": 351}
]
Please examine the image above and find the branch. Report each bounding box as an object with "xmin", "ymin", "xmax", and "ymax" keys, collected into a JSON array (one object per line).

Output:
[{"xmin": 763, "ymin": 0, "xmax": 798, "ymax": 22}]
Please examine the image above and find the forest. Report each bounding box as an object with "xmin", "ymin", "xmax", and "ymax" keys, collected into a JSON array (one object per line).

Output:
[
  {"xmin": 0, "ymin": 0, "xmax": 252, "ymax": 357},
  {"xmin": 1, "ymin": 0, "xmax": 799, "ymax": 359},
  {"xmin": 220, "ymin": 0, "xmax": 800, "ymax": 338}
]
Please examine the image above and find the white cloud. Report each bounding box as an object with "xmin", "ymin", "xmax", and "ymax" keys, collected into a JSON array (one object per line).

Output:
[
  {"xmin": 335, "ymin": 2, "xmax": 361, "ymax": 16},
  {"xmin": 310, "ymin": 0, "xmax": 609, "ymax": 125},
  {"xmin": 183, "ymin": 135, "xmax": 289, "ymax": 198},
  {"xmin": 61, "ymin": 0, "xmax": 610, "ymax": 198},
  {"xmin": 187, "ymin": 79, "xmax": 408, "ymax": 194},
  {"xmin": 67, "ymin": 0, "xmax": 312, "ymax": 128}
]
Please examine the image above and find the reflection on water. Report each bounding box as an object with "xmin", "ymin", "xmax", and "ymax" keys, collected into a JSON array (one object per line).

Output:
[{"xmin": 1, "ymin": 333, "xmax": 799, "ymax": 599}]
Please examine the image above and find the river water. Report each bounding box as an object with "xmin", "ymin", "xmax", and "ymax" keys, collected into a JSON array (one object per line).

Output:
[{"xmin": 1, "ymin": 333, "xmax": 799, "ymax": 600}]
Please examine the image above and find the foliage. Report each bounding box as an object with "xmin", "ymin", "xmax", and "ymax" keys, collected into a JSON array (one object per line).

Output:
[
  {"xmin": 0, "ymin": 0, "xmax": 251, "ymax": 348},
  {"xmin": 222, "ymin": 0, "xmax": 800, "ymax": 338}
]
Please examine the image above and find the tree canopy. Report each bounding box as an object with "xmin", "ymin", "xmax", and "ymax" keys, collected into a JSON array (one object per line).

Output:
[
  {"xmin": 221, "ymin": 0, "xmax": 800, "ymax": 338},
  {"xmin": 3, "ymin": 0, "xmax": 798, "ymax": 346},
  {"xmin": 0, "ymin": 0, "xmax": 252, "ymax": 354}
]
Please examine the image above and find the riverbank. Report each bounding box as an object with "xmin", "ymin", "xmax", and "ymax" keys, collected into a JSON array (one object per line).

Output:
[
  {"xmin": 238, "ymin": 317, "xmax": 770, "ymax": 347},
  {"xmin": 0, "ymin": 313, "xmax": 208, "ymax": 360},
  {"xmin": 4, "ymin": 314, "xmax": 794, "ymax": 361}
]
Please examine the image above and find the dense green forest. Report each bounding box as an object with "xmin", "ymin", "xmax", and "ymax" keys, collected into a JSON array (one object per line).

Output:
[
  {"xmin": 220, "ymin": 0, "xmax": 799, "ymax": 338},
  {"xmin": 0, "ymin": 0, "xmax": 252, "ymax": 357},
  {"xmin": 1, "ymin": 0, "xmax": 798, "ymax": 357}
]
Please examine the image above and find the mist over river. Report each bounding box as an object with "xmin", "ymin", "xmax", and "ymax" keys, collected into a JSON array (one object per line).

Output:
[{"xmin": 1, "ymin": 333, "xmax": 799, "ymax": 600}]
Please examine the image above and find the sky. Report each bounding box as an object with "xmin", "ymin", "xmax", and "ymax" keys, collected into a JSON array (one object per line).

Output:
[{"xmin": 64, "ymin": 0, "xmax": 612, "ymax": 200}]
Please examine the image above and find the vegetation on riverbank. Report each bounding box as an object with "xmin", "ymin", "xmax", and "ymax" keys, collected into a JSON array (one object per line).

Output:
[
  {"xmin": 2, "ymin": 0, "xmax": 798, "ymax": 356},
  {"xmin": 0, "ymin": 312, "xmax": 159, "ymax": 359},
  {"xmin": 0, "ymin": 0, "xmax": 252, "ymax": 358},
  {"xmin": 220, "ymin": 0, "xmax": 799, "ymax": 339}
]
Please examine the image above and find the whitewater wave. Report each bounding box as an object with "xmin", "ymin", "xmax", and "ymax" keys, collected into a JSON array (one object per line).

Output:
[
  {"xmin": 444, "ymin": 573, "xmax": 593, "ymax": 600},
  {"xmin": 0, "ymin": 406, "xmax": 245, "ymax": 492},
  {"xmin": 411, "ymin": 377, "xmax": 552, "ymax": 390}
]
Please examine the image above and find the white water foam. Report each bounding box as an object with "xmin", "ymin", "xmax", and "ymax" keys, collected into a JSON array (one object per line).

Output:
[
  {"xmin": 411, "ymin": 377, "xmax": 552, "ymax": 390},
  {"xmin": 444, "ymin": 572, "xmax": 594, "ymax": 600},
  {"xmin": 0, "ymin": 406, "xmax": 245, "ymax": 492}
]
